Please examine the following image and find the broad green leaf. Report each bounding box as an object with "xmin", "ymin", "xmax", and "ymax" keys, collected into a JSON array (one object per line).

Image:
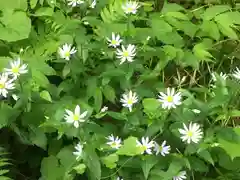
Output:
[
  {"xmin": 0, "ymin": 0, "xmax": 27, "ymax": 10},
  {"xmin": 35, "ymin": 7, "xmax": 54, "ymax": 17},
  {"xmin": 166, "ymin": 12, "xmax": 189, "ymax": 20},
  {"xmin": 84, "ymin": 146, "xmax": 101, "ymax": 180},
  {"xmin": 0, "ymin": 11, "xmax": 31, "ymax": 42},
  {"xmin": 40, "ymin": 156, "xmax": 65, "ymax": 180},
  {"xmin": 103, "ymin": 85, "xmax": 116, "ymax": 103},
  {"xmin": 57, "ymin": 146, "xmax": 76, "ymax": 170},
  {"xmin": 94, "ymin": 88, "xmax": 102, "ymax": 112},
  {"xmin": 32, "ymin": 70, "xmax": 49, "ymax": 88},
  {"xmin": 107, "ymin": 111, "xmax": 127, "ymax": 121},
  {"xmin": 218, "ymin": 128, "xmax": 240, "ymax": 160},
  {"xmin": 101, "ymin": 153, "xmax": 119, "ymax": 169},
  {"xmin": 197, "ymin": 149, "xmax": 214, "ymax": 165},
  {"xmin": 203, "ymin": 5, "xmax": 230, "ymax": 20},
  {"xmin": 141, "ymin": 156, "xmax": 158, "ymax": 179},
  {"xmin": 217, "ymin": 22, "xmax": 238, "ymax": 40},
  {"xmin": 201, "ymin": 20, "xmax": 220, "ymax": 41},
  {"xmin": 117, "ymin": 136, "xmax": 142, "ymax": 156},
  {"xmin": 188, "ymin": 156, "xmax": 209, "ymax": 172},
  {"xmin": 142, "ymin": 98, "xmax": 160, "ymax": 113},
  {"xmin": 150, "ymin": 18, "xmax": 173, "ymax": 34},
  {"xmin": 161, "ymin": 3, "xmax": 185, "ymax": 13},
  {"xmin": 40, "ymin": 90, "xmax": 52, "ymax": 102},
  {"xmin": 30, "ymin": 128, "xmax": 47, "ymax": 150},
  {"xmin": 193, "ymin": 43, "xmax": 213, "ymax": 61},
  {"xmin": 30, "ymin": 0, "xmax": 38, "ymax": 9}
]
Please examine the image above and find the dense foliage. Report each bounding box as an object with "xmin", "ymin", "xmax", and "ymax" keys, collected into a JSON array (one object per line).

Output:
[{"xmin": 1, "ymin": 0, "xmax": 240, "ymax": 179}]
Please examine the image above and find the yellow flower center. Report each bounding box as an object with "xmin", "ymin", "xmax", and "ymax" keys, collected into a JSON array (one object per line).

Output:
[
  {"xmin": 65, "ymin": 51, "xmax": 70, "ymax": 57},
  {"xmin": 73, "ymin": 115, "xmax": 79, "ymax": 121},
  {"xmin": 127, "ymin": 99, "xmax": 133, "ymax": 105},
  {"xmin": 187, "ymin": 131, "xmax": 193, "ymax": 137},
  {"xmin": 141, "ymin": 145, "xmax": 147, "ymax": 151},
  {"xmin": 123, "ymin": 51, "xmax": 129, "ymax": 57},
  {"xmin": 111, "ymin": 142, "xmax": 117, "ymax": 148},
  {"xmin": 127, "ymin": 7, "xmax": 133, "ymax": 12},
  {"xmin": 111, "ymin": 40, "xmax": 117, "ymax": 45},
  {"xmin": 166, "ymin": 96, "xmax": 173, "ymax": 102},
  {"xmin": 12, "ymin": 67, "xmax": 19, "ymax": 73},
  {"xmin": 0, "ymin": 83, "xmax": 5, "ymax": 89}
]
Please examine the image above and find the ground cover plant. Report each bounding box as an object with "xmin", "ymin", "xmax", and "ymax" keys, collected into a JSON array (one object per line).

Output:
[{"xmin": 0, "ymin": 0, "xmax": 240, "ymax": 179}]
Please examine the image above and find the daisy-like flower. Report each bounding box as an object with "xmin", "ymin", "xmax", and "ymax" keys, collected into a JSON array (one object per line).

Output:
[
  {"xmin": 122, "ymin": 1, "xmax": 140, "ymax": 14},
  {"xmin": 158, "ymin": 88, "xmax": 182, "ymax": 109},
  {"xmin": 120, "ymin": 90, "xmax": 138, "ymax": 112},
  {"xmin": 64, "ymin": 105, "xmax": 88, "ymax": 128},
  {"xmin": 73, "ymin": 142, "xmax": 83, "ymax": 160},
  {"xmin": 4, "ymin": 58, "xmax": 28, "ymax": 79},
  {"xmin": 173, "ymin": 171, "xmax": 187, "ymax": 180},
  {"xmin": 232, "ymin": 67, "xmax": 240, "ymax": 80},
  {"xmin": 106, "ymin": 134, "xmax": 122, "ymax": 149},
  {"xmin": 0, "ymin": 73, "xmax": 15, "ymax": 98},
  {"xmin": 58, "ymin": 44, "xmax": 77, "ymax": 60},
  {"xmin": 211, "ymin": 72, "xmax": 228, "ymax": 82},
  {"xmin": 116, "ymin": 44, "xmax": 136, "ymax": 64},
  {"xmin": 67, "ymin": 0, "xmax": 84, "ymax": 7},
  {"xmin": 107, "ymin": 33, "xmax": 122, "ymax": 48},
  {"xmin": 154, "ymin": 141, "xmax": 171, "ymax": 156},
  {"xmin": 136, "ymin": 137, "xmax": 154, "ymax": 154},
  {"xmin": 178, "ymin": 122, "xmax": 203, "ymax": 144},
  {"xmin": 90, "ymin": 0, "xmax": 96, "ymax": 8}
]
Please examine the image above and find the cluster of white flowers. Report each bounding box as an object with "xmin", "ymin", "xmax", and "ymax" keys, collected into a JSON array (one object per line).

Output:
[
  {"xmin": 0, "ymin": 58, "xmax": 28, "ymax": 98},
  {"xmin": 210, "ymin": 68, "xmax": 240, "ymax": 83},
  {"xmin": 67, "ymin": 0, "xmax": 96, "ymax": 8}
]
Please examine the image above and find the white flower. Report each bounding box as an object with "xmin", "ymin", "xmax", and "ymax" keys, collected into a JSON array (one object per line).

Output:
[
  {"xmin": 107, "ymin": 33, "xmax": 122, "ymax": 48},
  {"xmin": 64, "ymin": 105, "xmax": 88, "ymax": 128},
  {"xmin": 173, "ymin": 171, "xmax": 187, "ymax": 180},
  {"xmin": 120, "ymin": 90, "xmax": 138, "ymax": 112},
  {"xmin": 106, "ymin": 134, "xmax": 122, "ymax": 149},
  {"xmin": 68, "ymin": 0, "xmax": 84, "ymax": 7},
  {"xmin": 117, "ymin": 177, "xmax": 123, "ymax": 180},
  {"xmin": 90, "ymin": 0, "xmax": 96, "ymax": 8},
  {"xmin": 58, "ymin": 44, "xmax": 77, "ymax": 60},
  {"xmin": 192, "ymin": 109, "xmax": 201, "ymax": 114},
  {"xmin": 146, "ymin": 36, "xmax": 151, "ymax": 41},
  {"xmin": 122, "ymin": 1, "xmax": 140, "ymax": 14},
  {"xmin": 158, "ymin": 88, "xmax": 182, "ymax": 109},
  {"xmin": 4, "ymin": 58, "xmax": 28, "ymax": 79},
  {"xmin": 178, "ymin": 122, "xmax": 203, "ymax": 144},
  {"xmin": 73, "ymin": 142, "xmax": 83, "ymax": 160},
  {"xmin": 0, "ymin": 73, "xmax": 15, "ymax": 98},
  {"xmin": 100, "ymin": 106, "xmax": 108, "ymax": 113},
  {"xmin": 116, "ymin": 44, "xmax": 136, "ymax": 64},
  {"xmin": 232, "ymin": 67, "xmax": 240, "ymax": 80},
  {"xmin": 154, "ymin": 141, "xmax": 171, "ymax": 156},
  {"xmin": 136, "ymin": 137, "xmax": 154, "ymax": 154},
  {"xmin": 211, "ymin": 72, "xmax": 228, "ymax": 82}
]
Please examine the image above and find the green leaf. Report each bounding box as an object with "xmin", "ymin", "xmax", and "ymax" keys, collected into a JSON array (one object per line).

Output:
[
  {"xmin": 217, "ymin": 22, "xmax": 238, "ymax": 40},
  {"xmin": 35, "ymin": 7, "xmax": 54, "ymax": 17},
  {"xmin": 40, "ymin": 90, "xmax": 52, "ymax": 102},
  {"xmin": 101, "ymin": 153, "xmax": 119, "ymax": 169},
  {"xmin": 30, "ymin": 128, "xmax": 47, "ymax": 150},
  {"xmin": 94, "ymin": 88, "xmax": 102, "ymax": 112},
  {"xmin": 32, "ymin": 70, "xmax": 49, "ymax": 88},
  {"xmin": 203, "ymin": 5, "xmax": 230, "ymax": 20},
  {"xmin": 0, "ymin": 11, "xmax": 31, "ymax": 42},
  {"xmin": 107, "ymin": 111, "xmax": 127, "ymax": 121},
  {"xmin": 117, "ymin": 136, "xmax": 142, "ymax": 156},
  {"xmin": 188, "ymin": 156, "xmax": 209, "ymax": 172},
  {"xmin": 84, "ymin": 146, "xmax": 101, "ymax": 180},
  {"xmin": 103, "ymin": 85, "xmax": 116, "ymax": 103},
  {"xmin": 193, "ymin": 43, "xmax": 213, "ymax": 61},
  {"xmin": 142, "ymin": 98, "xmax": 160, "ymax": 113},
  {"xmin": 30, "ymin": 0, "xmax": 38, "ymax": 9},
  {"xmin": 197, "ymin": 149, "xmax": 214, "ymax": 165},
  {"xmin": 166, "ymin": 12, "xmax": 189, "ymax": 20},
  {"xmin": 57, "ymin": 146, "xmax": 76, "ymax": 170},
  {"xmin": 218, "ymin": 128, "xmax": 240, "ymax": 160},
  {"xmin": 201, "ymin": 20, "xmax": 220, "ymax": 41},
  {"xmin": 74, "ymin": 164, "xmax": 86, "ymax": 174},
  {"xmin": 141, "ymin": 156, "xmax": 158, "ymax": 179},
  {"xmin": 40, "ymin": 156, "xmax": 65, "ymax": 180},
  {"xmin": 0, "ymin": 0, "xmax": 27, "ymax": 10}
]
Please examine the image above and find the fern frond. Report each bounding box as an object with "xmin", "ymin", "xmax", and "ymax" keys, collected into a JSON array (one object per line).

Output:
[{"xmin": 0, "ymin": 147, "xmax": 11, "ymax": 180}]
